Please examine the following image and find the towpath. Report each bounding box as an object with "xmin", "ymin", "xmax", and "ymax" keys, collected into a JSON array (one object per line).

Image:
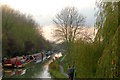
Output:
[{"xmin": 59, "ymin": 55, "xmax": 68, "ymax": 78}]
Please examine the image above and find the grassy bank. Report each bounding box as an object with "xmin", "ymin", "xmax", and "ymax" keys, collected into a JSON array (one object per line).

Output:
[
  {"xmin": 61, "ymin": 28, "xmax": 118, "ymax": 78},
  {"xmin": 61, "ymin": 42, "xmax": 98, "ymax": 78},
  {"xmin": 49, "ymin": 55, "xmax": 66, "ymax": 79}
]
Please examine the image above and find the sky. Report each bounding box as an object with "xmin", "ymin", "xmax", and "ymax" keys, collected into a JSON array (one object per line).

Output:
[
  {"xmin": 0, "ymin": 0, "xmax": 97, "ymax": 42},
  {"xmin": 0, "ymin": 0, "xmax": 96, "ymax": 27}
]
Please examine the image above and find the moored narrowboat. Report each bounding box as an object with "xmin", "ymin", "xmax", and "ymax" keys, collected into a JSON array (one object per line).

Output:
[
  {"xmin": 4, "ymin": 56, "xmax": 23, "ymax": 68},
  {"xmin": 14, "ymin": 55, "xmax": 35, "ymax": 68},
  {"xmin": 3, "ymin": 51, "xmax": 50, "ymax": 68},
  {"xmin": 4, "ymin": 58, "xmax": 17, "ymax": 68}
]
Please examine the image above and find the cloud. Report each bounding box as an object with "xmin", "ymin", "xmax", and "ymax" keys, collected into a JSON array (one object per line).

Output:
[{"xmin": 1, "ymin": 0, "xmax": 96, "ymax": 27}]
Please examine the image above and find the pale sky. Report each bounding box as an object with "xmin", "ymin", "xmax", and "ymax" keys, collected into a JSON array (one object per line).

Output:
[
  {"xmin": 0, "ymin": 0, "xmax": 96, "ymax": 27},
  {"xmin": 0, "ymin": 0, "xmax": 96, "ymax": 42}
]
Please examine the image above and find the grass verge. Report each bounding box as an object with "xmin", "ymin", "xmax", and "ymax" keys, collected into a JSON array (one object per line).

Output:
[{"xmin": 49, "ymin": 55, "xmax": 66, "ymax": 79}]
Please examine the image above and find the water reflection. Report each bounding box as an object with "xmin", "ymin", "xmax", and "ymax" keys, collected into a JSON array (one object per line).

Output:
[
  {"xmin": 33, "ymin": 67, "xmax": 51, "ymax": 78},
  {"xmin": 4, "ymin": 69, "xmax": 15, "ymax": 77},
  {"xmin": 3, "ymin": 68, "xmax": 27, "ymax": 77},
  {"xmin": 3, "ymin": 62, "xmax": 46, "ymax": 78}
]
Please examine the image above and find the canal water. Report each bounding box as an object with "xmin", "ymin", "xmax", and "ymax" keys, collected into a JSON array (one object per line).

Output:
[{"xmin": 2, "ymin": 52, "xmax": 62, "ymax": 79}]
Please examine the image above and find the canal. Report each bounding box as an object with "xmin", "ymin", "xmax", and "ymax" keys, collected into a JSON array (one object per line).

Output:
[{"xmin": 2, "ymin": 52, "xmax": 62, "ymax": 79}]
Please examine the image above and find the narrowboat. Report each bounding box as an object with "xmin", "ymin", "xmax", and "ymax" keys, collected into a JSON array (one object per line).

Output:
[
  {"xmin": 14, "ymin": 55, "xmax": 35, "ymax": 68},
  {"xmin": 3, "ymin": 51, "xmax": 48, "ymax": 68},
  {"xmin": 4, "ymin": 57, "xmax": 23, "ymax": 68}
]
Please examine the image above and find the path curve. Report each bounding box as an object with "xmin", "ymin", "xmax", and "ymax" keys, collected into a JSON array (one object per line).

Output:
[{"xmin": 59, "ymin": 55, "xmax": 69, "ymax": 78}]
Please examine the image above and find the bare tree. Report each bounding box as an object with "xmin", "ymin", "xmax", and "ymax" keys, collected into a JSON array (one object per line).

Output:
[{"xmin": 53, "ymin": 7, "xmax": 86, "ymax": 44}]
